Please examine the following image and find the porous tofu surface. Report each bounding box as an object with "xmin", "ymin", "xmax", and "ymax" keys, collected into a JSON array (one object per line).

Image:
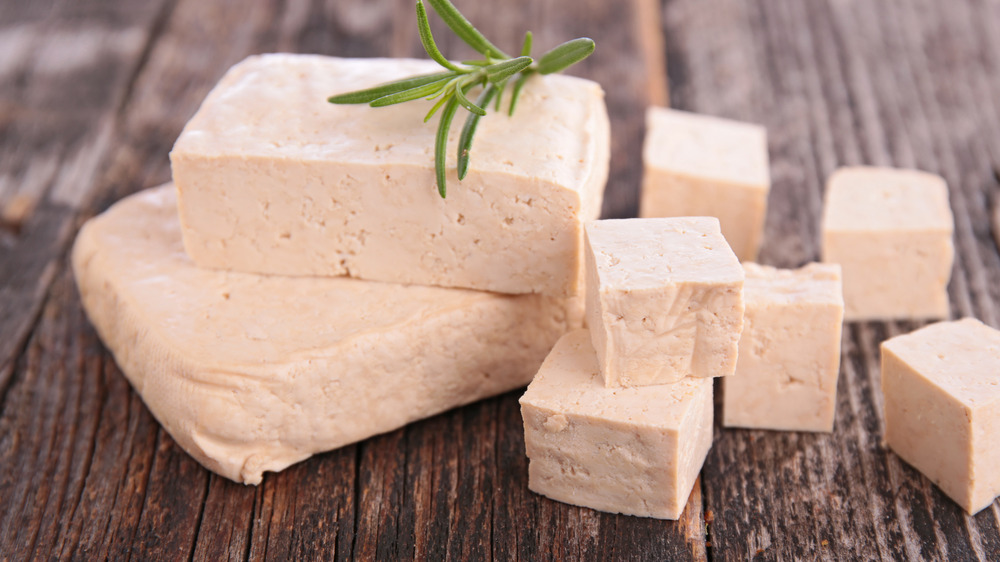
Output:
[
  {"xmin": 723, "ymin": 263, "xmax": 844, "ymax": 432},
  {"xmin": 585, "ymin": 217, "xmax": 745, "ymax": 386},
  {"xmin": 170, "ymin": 54, "xmax": 610, "ymax": 296},
  {"xmin": 823, "ymin": 167, "xmax": 953, "ymax": 232},
  {"xmin": 821, "ymin": 166, "xmax": 954, "ymax": 320},
  {"xmin": 520, "ymin": 331, "xmax": 714, "ymax": 519},
  {"xmin": 881, "ymin": 318, "xmax": 1000, "ymax": 514},
  {"xmin": 642, "ymin": 107, "xmax": 769, "ymax": 189}
]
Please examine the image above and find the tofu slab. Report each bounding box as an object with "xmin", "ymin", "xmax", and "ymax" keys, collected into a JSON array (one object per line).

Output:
[
  {"xmin": 723, "ymin": 263, "xmax": 844, "ymax": 432},
  {"xmin": 72, "ymin": 185, "xmax": 584, "ymax": 484},
  {"xmin": 520, "ymin": 331, "xmax": 714, "ymax": 519},
  {"xmin": 170, "ymin": 54, "xmax": 610, "ymax": 296},
  {"xmin": 821, "ymin": 166, "xmax": 954, "ymax": 321},
  {"xmin": 882, "ymin": 318, "xmax": 1000, "ymax": 514},
  {"xmin": 639, "ymin": 108, "xmax": 770, "ymax": 262},
  {"xmin": 585, "ymin": 217, "xmax": 745, "ymax": 387}
]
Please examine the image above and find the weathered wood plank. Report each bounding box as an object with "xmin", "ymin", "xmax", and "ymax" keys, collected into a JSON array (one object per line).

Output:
[
  {"xmin": 0, "ymin": 0, "xmax": 172, "ymax": 407},
  {"xmin": 663, "ymin": 0, "xmax": 1000, "ymax": 559}
]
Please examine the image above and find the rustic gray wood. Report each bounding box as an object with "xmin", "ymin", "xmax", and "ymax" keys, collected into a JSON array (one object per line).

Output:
[
  {"xmin": 664, "ymin": 0, "xmax": 1000, "ymax": 559},
  {"xmin": 4, "ymin": 0, "xmax": 1000, "ymax": 559}
]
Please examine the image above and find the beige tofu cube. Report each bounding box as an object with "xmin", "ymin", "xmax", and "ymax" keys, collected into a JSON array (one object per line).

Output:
[
  {"xmin": 723, "ymin": 263, "xmax": 844, "ymax": 432},
  {"xmin": 519, "ymin": 330, "xmax": 714, "ymax": 519},
  {"xmin": 639, "ymin": 107, "xmax": 770, "ymax": 262},
  {"xmin": 584, "ymin": 217, "xmax": 745, "ymax": 387},
  {"xmin": 821, "ymin": 166, "xmax": 954, "ymax": 321},
  {"xmin": 882, "ymin": 318, "xmax": 1000, "ymax": 514}
]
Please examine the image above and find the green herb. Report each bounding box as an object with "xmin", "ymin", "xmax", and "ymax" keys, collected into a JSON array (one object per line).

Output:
[{"xmin": 327, "ymin": 0, "xmax": 595, "ymax": 198}]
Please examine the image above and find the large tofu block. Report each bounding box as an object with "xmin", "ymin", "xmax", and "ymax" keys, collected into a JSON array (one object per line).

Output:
[
  {"xmin": 170, "ymin": 54, "xmax": 610, "ymax": 296},
  {"xmin": 584, "ymin": 217, "xmax": 745, "ymax": 387},
  {"xmin": 72, "ymin": 185, "xmax": 584, "ymax": 485},
  {"xmin": 821, "ymin": 166, "xmax": 954, "ymax": 321},
  {"xmin": 723, "ymin": 263, "xmax": 844, "ymax": 432},
  {"xmin": 882, "ymin": 318, "xmax": 1000, "ymax": 515},
  {"xmin": 639, "ymin": 107, "xmax": 770, "ymax": 262},
  {"xmin": 519, "ymin": 331, "xmax": 714, "ymax": 519}
]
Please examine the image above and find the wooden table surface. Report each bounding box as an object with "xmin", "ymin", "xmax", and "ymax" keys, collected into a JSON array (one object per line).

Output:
[{"xmin": 3, "ymin": 0, "xmax": 1000, "ymax": 559}]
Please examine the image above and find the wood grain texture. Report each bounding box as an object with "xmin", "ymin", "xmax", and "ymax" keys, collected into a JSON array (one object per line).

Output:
[
  {"xmin": 5, "ymin": 0, "xmax": 1000, "ymax": 559},
  {"xmin": 663, "ymin": 0, "xmax": 1000, "ymax": 559},
  {"xmin": 0, "ymin": 0, "xmax": 695, "ymax": 560}
]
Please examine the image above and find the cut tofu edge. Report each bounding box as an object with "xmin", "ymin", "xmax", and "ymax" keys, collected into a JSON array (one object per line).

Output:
[{"xmin": 168, "ymin": 55, "xmax": 611, "ymax": 296}]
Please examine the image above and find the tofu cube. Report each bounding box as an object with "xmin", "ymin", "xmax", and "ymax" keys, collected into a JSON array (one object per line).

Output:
[
  {"xmin": 584, "ymin": 217, "xmax": 745, "ymax": 387},
  {"xmin": 170, "ymin": 54, "xmax": 610, "ymax": 296},
  {"xmin": 821, "ymin": 166, "xmax": 954, "ymax": 321},
  {"xmin": 519, "ymin": 330, "xmax": 714, "ymax": 519},
  {"xmin": 723, "ymin": 263, "xmax": 844, "ymax": 432},
  {"xmin": 882, "ymin": 318, "xmax": 1000, "ymax": 514},
  {"xmin": 639, "ymin": 107, "xmax": 770, "ymax": 262}
]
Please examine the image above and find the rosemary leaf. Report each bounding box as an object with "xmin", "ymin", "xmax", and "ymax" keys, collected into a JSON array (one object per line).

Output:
[
  {"xmin": 424, "ymin": 93, "xmax": 452, "ymax": 122},
  {"xmin": 520, "ymin": 31, "xmax": 533, "ymax": 57},
  {"xmin": 457, "ymin": 84, "xmax": 498, "ymax": 180},
  {"xmin": 416, "ymin": 0, "xmax": 462, "ymax": 72},
  {"xmin": 369, "ymin": 76, "xmax": 454, "ymax": 107},
  {"xmin": 327, "ymin": 71, "xmax": 454, "ymax": 104},
  {"xmin": 484, "ymin": 56, "xmax": 533, "ymax": 84},
  {"xmin": 508, "ymin": 71, "xmax": 531, "ymax": 116},
  {"xmin": 536, "ymin": 38, "xmax": 595, "ymax": 75},
  {"xmin": 453, "ymin": 79, "xmax": 487, "ymax": 116},
  {"xmin": 425, "ymin": 0, "xmax": 509, "ymax": 59},
  {"xmin": 493, "ymin": 78, "xmax": 507, "ymax": 111},
  {"xmin": 435, "ymin": 97, "xmax": 461, "ymax": 198}
]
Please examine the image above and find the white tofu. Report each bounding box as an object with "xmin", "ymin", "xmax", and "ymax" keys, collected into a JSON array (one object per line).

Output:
[
  {"xmin": 723, "ymin": 263, "xmax": 844, "ymax": 432},
  {"xmin": 170, "ymin": 54, "xmax": 610, "ymax": 296},
  {"xmin": 821, "ymin": 166, "xmax": 954, "ymax": 321},
  {"xmin": 71, "ymin": 185, "xmax": 584, "ymax": 485},
  {"xmin": 519, "ymin": 331, "xmax": 714, "ymax": 519},
  {"xmin": 639, "ymin": 107, "xmax": 770, "ymax": 262},
  {"xmin": 584, "ymin": 217, "xmax": 745, "ymax": 387},
  {"xmin": 882, "ymin": 318, "xmax": 1000, "ymax": 515}
]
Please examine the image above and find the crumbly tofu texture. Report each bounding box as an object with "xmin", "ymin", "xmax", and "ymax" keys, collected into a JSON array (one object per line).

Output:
[
  {"xmin": 170, "ymin": 54, "xmax": 610, "ymax": 296},
  {"xmin": 585, "ymin": 217, "xmax": 745, "ymax": 387},
  {"xmin": 639, "ymin": 107, "xmax": 770, "ymax": 262},
  {"xmin": 71, "ymin": 185, "xmax": 584, "ymax": 485},
  {"xmin": 723, "ymin": 263, "xmax": 844, "ymax": 432},
  {"xmin": 881, "ymin": 318, "xmax": 1000, "ymax": 515},
  {"xmin": 821, "ymin": 166, "xmax": 954, "ymax": 321},
  {"xmin": 519, "ymin": 331, "xmax": 714, "ymax": 519}
]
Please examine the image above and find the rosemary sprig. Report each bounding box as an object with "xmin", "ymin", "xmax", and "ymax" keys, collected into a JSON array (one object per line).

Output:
[{"xmin": 327, "ymin": 0, "xmax": 595, "ymax": 198}]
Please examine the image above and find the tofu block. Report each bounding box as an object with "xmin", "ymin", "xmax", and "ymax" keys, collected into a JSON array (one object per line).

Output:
[
  {"xmin": 170, "ymin": 54, "xmax": 610, "ymax": 296},
  {"xmin": 519, "ymin": 331, "xmax": 714, "ymax": 519},
  {"xmin": 584, "ymin": 217, "xmax": 745, "ymax": 387},
  {"xmin": 821, "ymin": 166, "xmax": 954, "ymax": 321},
  {"xmin": 882, "ymin": 318, "xmax": 1000, "ymax": 514},
  {"xmin": 723, "ymin": 263, "xmax": 844, "ymax": 432},
  {"xmin": 72, "ymin": 185, "xmax": 584, "ymax": 485},
  {"xmin": 639, "ymin": 107, "xmax": 770, "ymax": 261}
]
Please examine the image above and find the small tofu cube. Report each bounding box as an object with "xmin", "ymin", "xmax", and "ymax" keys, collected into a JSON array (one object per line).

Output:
[
  {"xmin": 882, "ymin": 318, "xmax": 1000, "ymax": 514},
  {"xmin": 821, "ymin": 166, "xmax": 954, "ymax": 321},
  {"xmin": 723, "ymin": 263, "xmax": 844, "ymax": 432},
  {"xmin": 639, "ymin": 107, "xmax": 770, "ymax": 262},
  {"xmin": 519, "ymin": 330, "xmax": 714, "ymax": 519},
  {"xmin": 584, "ymin": 217, "xmax": 745, "ymax": 387}
]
